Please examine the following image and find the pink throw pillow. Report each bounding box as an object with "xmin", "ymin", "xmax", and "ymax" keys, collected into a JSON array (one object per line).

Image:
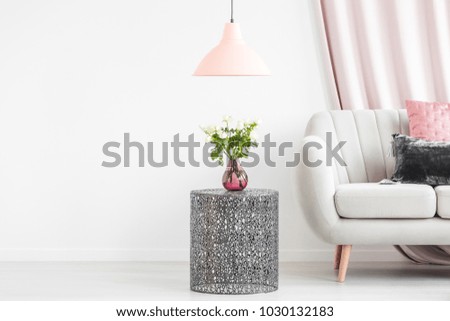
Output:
[{"xmin": 406, "ymin": 100, "xmax": 450, "ymax": 141}]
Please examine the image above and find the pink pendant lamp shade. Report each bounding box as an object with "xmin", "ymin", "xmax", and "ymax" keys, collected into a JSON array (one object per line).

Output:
[{"xmin": 194, "ymin": 23, "xmax": 270, "ymax": 76}]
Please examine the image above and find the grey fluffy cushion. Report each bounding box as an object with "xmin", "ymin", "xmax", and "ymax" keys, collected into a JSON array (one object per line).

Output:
[{"xmin": 391, "ymin": 134, "xmax": 450, "ymax": 185}]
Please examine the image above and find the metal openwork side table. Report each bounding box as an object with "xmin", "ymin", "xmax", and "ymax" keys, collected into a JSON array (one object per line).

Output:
[{"xmin": 190, "ymin": 189, "xmax": 279, "ymax": 294}]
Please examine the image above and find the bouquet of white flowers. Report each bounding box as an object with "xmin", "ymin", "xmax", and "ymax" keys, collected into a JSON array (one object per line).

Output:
[{"xmin": 201, "ymin": 116, "xmax": 260, "ymax": 166}]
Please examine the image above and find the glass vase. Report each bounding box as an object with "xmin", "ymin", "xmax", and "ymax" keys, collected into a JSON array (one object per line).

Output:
[{"xmin": 222, "ymin": 159, "xmax": 248, "ymax": 191}]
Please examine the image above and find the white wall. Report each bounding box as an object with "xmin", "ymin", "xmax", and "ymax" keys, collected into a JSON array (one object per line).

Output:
[{"xmin": 0, "ymin": 0, "xmax": 402, "ymax": 261}]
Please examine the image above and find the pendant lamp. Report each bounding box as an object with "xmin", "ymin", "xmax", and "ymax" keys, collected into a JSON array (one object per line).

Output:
[{"xmin": 193, "ymin": 0, "xmax": 270, "ymax": 76}]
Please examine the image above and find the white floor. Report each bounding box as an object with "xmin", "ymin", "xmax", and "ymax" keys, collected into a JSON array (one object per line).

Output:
[{"xmin": 1, "ymin": 261, "xmax": 450, "ymax": 300}]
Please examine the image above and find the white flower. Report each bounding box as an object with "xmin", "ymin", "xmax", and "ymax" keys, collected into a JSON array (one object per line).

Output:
[
  {"xmin": 203, "ymin": 126, "xmax": 214, "ymax": 135},
  {"xmin": 220, "ymin": 132, "xmax": 227, "ymax": 139},
  {"xmin": 205, "ymin": 136, "xmax": 211, "ymax": 143},
  {"xmin": 250, "ymin": 132, "xmax": 258, "ymax": 140},
  {"xmin": 236, "ymin": 120, "xmax": 244, "ymax": 130},
  {"xmin": 222, "ymin": 115, "xmax": 232, "ymax": 123},
  {"xmin": 244, "ymin": 119, "xmax": 256, "ymax": 128}
]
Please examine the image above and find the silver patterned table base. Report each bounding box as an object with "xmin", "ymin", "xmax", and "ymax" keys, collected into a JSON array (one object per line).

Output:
[{"xmin": 190, "ymin": 189, "xmax": 279, "ymax": 294}]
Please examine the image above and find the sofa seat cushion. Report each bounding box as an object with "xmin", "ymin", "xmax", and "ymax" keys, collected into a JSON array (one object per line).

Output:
[
  {"xmin": 435, "ymin": 186, "xmax": 450, "ymax": 218},
  {"xmin": 335, "ymin": 183, "xmax": 436, "ymax": 218}
]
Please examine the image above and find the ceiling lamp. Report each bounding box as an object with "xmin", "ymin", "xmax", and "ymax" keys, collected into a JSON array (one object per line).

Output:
[{"xmin": 193, "ymin": 0, "xmax": 270, "ymax": 76}]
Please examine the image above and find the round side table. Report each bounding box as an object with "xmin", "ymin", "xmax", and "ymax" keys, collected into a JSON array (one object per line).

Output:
[{"xmin": 190, "ymin": 188, "xmax": 279, "ymax": 294}]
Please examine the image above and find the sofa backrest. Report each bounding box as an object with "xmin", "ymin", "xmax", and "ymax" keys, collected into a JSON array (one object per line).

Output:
[{"xmin": 304, "ymin": 110, "xmax": 409, "ymax": 184}]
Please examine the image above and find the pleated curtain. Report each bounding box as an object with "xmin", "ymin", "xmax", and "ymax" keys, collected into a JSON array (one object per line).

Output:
[{"xmin": 321, "ymin": 0, "xmax": 450, "ymax": 110}]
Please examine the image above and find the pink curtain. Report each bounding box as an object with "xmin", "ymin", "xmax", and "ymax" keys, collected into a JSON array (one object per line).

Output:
[
  {"xmin": 320, "ymin": 0, "xmax": 450, "ymax": 264},
  {"xmin": 321, "ymin": 0, "xmax": 450, "ymax": 110}
]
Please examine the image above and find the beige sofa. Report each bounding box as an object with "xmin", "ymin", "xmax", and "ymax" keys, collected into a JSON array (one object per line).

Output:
[{"xmin": 299, "ymin": 110, "xmax": 450, "ymax": 282}]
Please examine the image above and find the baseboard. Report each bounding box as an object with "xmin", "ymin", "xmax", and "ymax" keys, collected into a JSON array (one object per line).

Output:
[
  {"xmin": 0, "ymin": 249, "xmax": 189, "ymax": 262},
  {"xmin": 0, "ymin": 248, "xmax": 408, "ymax": 262}
]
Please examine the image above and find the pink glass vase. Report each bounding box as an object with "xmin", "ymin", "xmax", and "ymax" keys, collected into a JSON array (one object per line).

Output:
[{"xmin": 222, "ymin": 159, "xmax": 248, "ymax": 191}]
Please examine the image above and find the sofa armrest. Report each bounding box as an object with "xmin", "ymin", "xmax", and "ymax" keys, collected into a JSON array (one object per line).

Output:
[{"xmin": 298, "ymin": 135, "xmax": 341, "ymax": 242}]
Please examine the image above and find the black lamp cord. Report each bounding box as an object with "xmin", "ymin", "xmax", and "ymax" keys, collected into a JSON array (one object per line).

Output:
[{"xmin": 230, "ymin": 0, "xmax": 234, "ymax": 23}]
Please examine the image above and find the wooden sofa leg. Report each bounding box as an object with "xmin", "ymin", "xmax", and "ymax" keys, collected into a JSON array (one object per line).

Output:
[
  {"xmin": 337, "ymin": 245, "xmax": 352, "ymax": 283},
  {"xmin": 334, "ymin": 245, "xmax": 343, "ymax": 270}
]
